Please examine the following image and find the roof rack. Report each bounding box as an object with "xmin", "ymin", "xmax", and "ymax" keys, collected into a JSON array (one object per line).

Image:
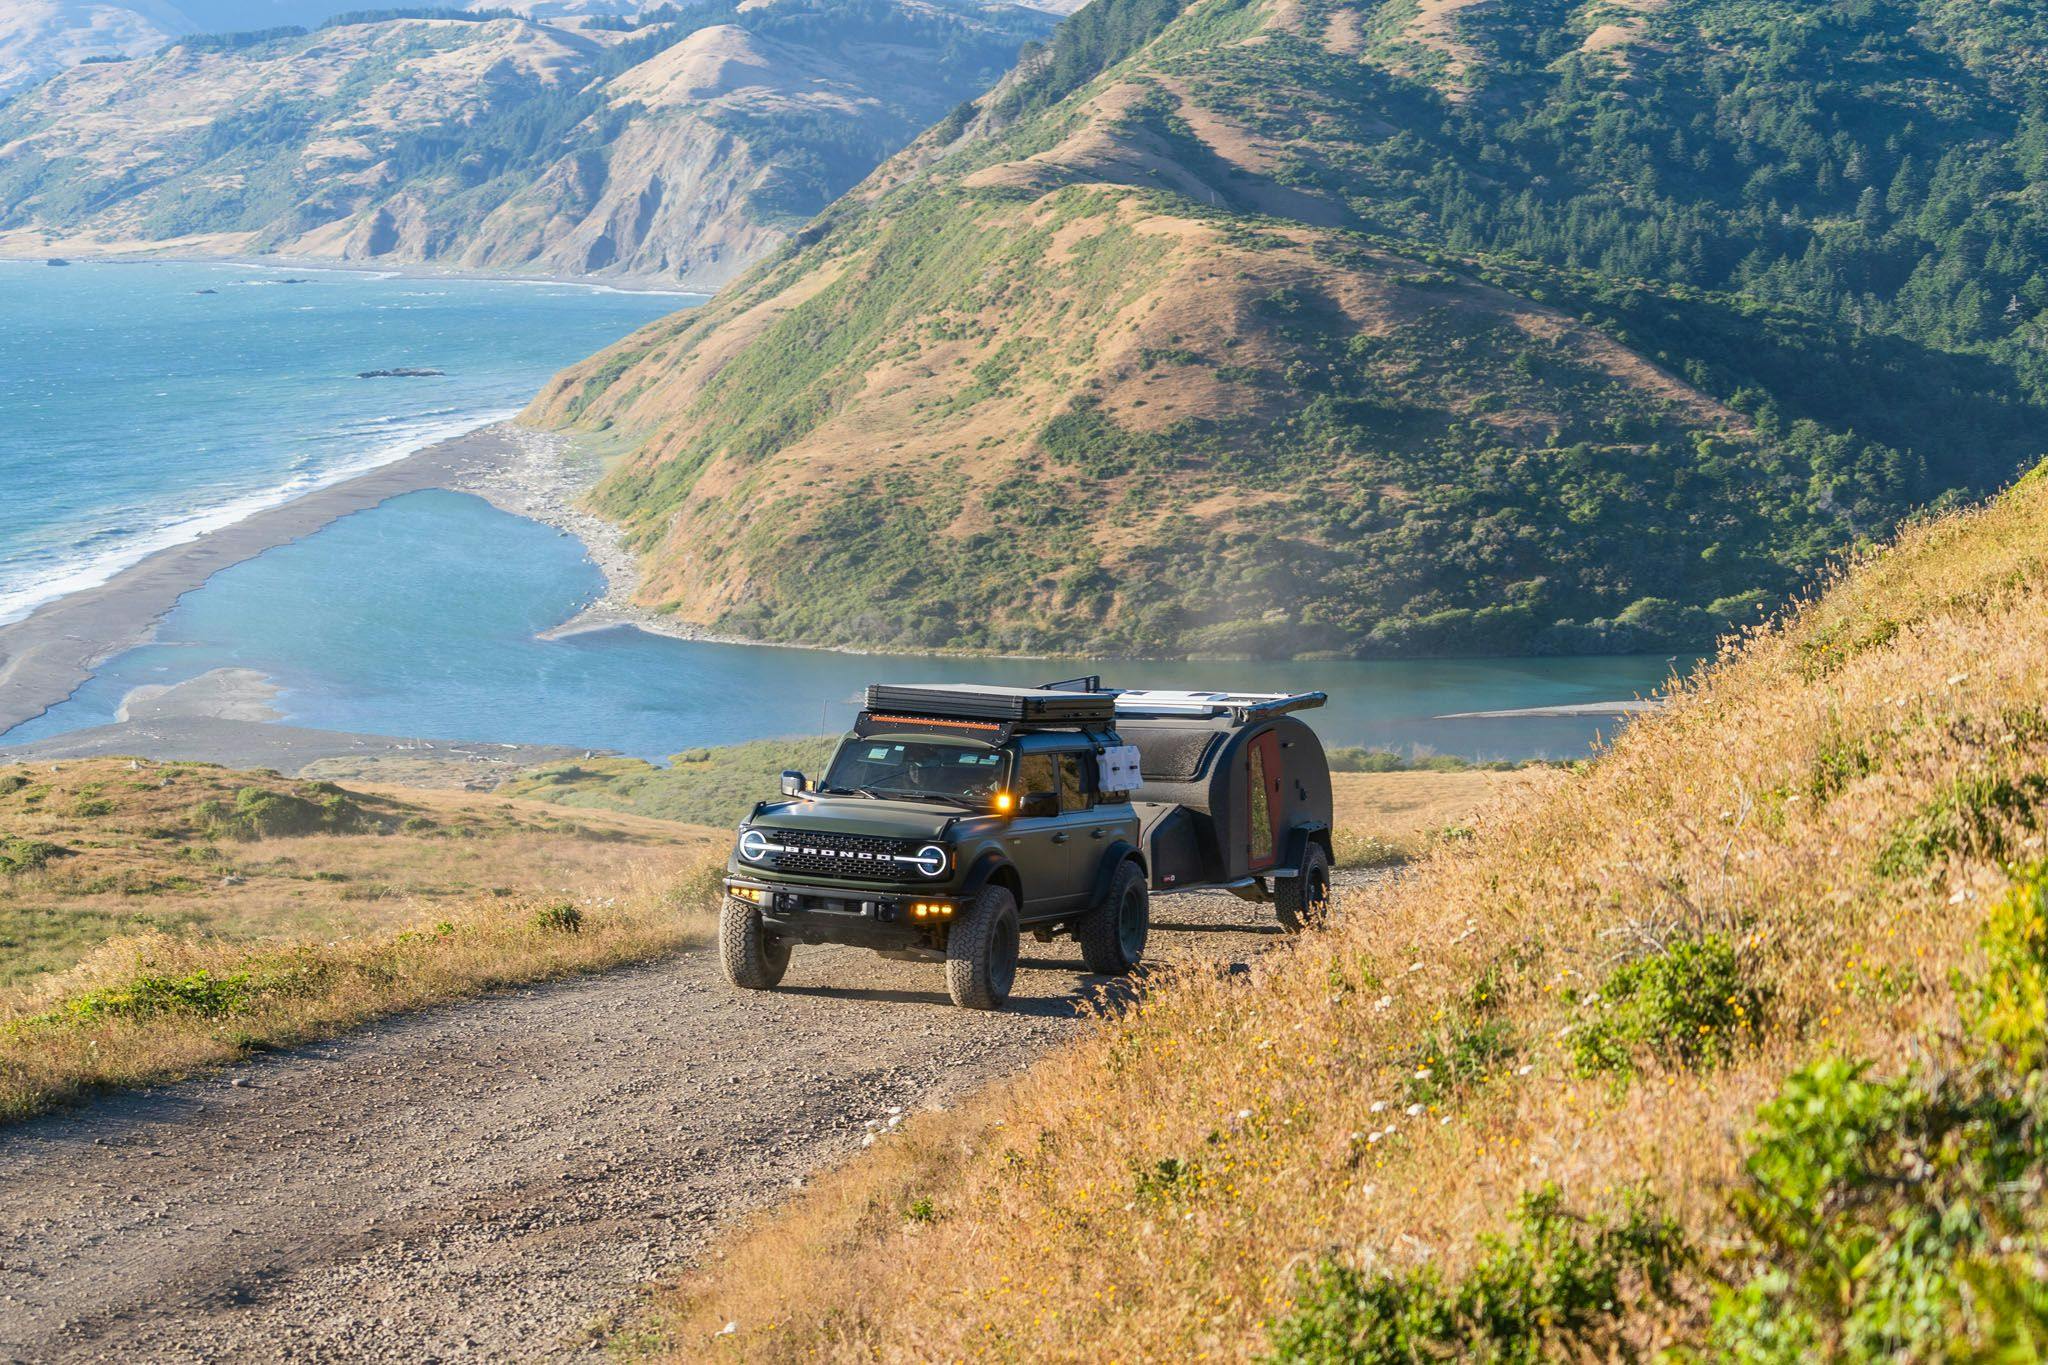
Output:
[
  {"xmin": 1109, "ymin": 689, "xmax": 1328, "ymax": 724},
  {"xmin": 862, "ymin": 683, "xmax": 1117, "ymax": 728}
]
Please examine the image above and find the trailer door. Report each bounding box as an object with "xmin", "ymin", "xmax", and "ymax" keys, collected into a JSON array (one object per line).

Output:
[{"xmin": 1246, "ymin": 729, "xmax": 1283, "ymax": 872}]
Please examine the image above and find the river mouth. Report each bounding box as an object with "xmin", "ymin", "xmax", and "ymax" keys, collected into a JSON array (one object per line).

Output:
[{"xmin": 1, "ymin": 487, "xmax": 1686, "ymax": 763}]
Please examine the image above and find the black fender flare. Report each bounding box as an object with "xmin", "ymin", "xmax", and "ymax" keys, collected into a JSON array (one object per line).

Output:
[
  {"xmin": 1085, "ymin": 840, "xmax": 1147, "ymax": 911},
  {"xmin": 957, "ymin": 848, "xmax": 1018, "ymax": 902},
  {"xmin": 1281, "ymin": 822, "xmax": 1332, "ymax": 877}
]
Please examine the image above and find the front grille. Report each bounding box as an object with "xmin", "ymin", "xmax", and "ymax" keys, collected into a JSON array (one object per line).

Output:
[{"xmin": 748, "ymin": 829, "xmax": 937, "ymax": 883}]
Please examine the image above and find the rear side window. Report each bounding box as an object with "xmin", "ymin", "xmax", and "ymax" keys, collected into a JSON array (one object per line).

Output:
[
  {"xmin": 1018, "ymin": 752, "xmax": 1057, "ymax": 799},
  {"xmin": 1058, "ymin": 753, "xmax": 1094, "ymax": 810}
]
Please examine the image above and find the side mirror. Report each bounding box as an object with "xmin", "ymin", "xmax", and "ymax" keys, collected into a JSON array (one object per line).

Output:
[
  {"xmin": 780, "ymin": 770, "xmax": 807, "ymax": 797},
  {"xmin": 1019, "ymin": 791, "xmax": 1059, "ymax": 819}
]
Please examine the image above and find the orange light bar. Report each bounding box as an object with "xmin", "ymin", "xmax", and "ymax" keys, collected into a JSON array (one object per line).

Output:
[{"xmin": 867, "ymin": 712, "xmax": 1005, "ymax": 733}]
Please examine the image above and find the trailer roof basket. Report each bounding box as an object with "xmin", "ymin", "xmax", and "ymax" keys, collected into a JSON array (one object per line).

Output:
[
  {"xmin": 1110, "ymin": 689, "xmax": 1328, "ymax": 724},
  {"xmin": 862, "ymin": 683, "xmax": 1118, "ymax": 728}
]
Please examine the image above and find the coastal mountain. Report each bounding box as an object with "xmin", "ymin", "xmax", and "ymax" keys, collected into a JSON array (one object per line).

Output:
[
  {"xmin": 0, "ymin": 0, "xmax": 1052, "ymax": 288},
  {"xmin": 0, "ymin": 0, "xmax": 390, "ymax": 97},
  {"xmin": 530, "ymin": 0, "xmax": 2048, "ymax": 658}
]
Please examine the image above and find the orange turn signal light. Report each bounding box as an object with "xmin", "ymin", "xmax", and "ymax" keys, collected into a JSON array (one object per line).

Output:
[{"xmin": 992, "ymin": 791, "xmax": 1015, "ymax": 814}]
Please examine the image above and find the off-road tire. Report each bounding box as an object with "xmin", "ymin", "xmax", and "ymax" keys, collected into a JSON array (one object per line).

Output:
[
  {"xmin": 946, "ymin": 884, "xmax": 1020, "ymax": 1010},
  {"xmin": 720, "ymin": 896, "xmax": 790, "ymax": 990},
  {"xmin": 1077, "ymin": 859, "xmax": 1148, "ymax": 976},
  {"xmin": 1274, "ymin": 841, "xmax": 1334, "ymax": 934}
]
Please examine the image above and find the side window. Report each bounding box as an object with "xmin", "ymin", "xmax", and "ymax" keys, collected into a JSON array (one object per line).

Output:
[
  {"xmin": 1247, "ymin": 743, "xmax": 1273, "ymax": 862},
  {"xmin": 1057, "ymin": 753, "xmax": 1094, "ymax": 811},
  {"xmin": 1018, "ymin": 752, "xmax": 1057, "ymax": 801}
]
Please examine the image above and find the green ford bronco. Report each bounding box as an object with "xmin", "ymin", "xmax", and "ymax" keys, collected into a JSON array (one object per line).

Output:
[{"xmin": 720, "ymin": 681, "xmax": 1335, "ymax": 1010}]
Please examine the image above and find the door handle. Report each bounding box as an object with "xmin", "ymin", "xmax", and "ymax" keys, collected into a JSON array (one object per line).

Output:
[
  {"xmin": 1052, "ymin": 832, "xmax": 1071, "ymax": 844},
  {"xmin": 1090, "ymin": 828, "xmax": 1107, "ymax": 838}
]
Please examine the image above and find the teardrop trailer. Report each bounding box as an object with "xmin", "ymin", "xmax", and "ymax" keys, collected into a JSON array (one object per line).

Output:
[{"xmin": 719, "ymin": 680, "xmax": 1336, "ymax": 1010}]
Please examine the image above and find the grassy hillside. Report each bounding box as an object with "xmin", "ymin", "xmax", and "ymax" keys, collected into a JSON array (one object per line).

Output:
[
  {"xmin": 0, "ymin": 1, "xmax": 1049, "ymax": 287},
  {"xmin": 530, "ymin": 0, "xmax": 2048, "ymax": 657},
  {"xmin": 625, "ymin": 462, "xmax": 2048, "ymax": 1357},
  {"xmin": 501, "ymin": 735, "xmax": 842, "ymax": 827},
  {"xmin": 0, "ymin": 758, "xmax": 724, "ymax": 1119}
]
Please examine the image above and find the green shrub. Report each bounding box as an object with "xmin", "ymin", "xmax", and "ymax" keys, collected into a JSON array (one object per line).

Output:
[
  {"xmin": 1709, "ymin": 1056, "xmax": 2032, "ymax": 1361},
  {"xmin": 1404, "ymin": 1018, "xmax": 1517, "ymax": 1106},
  {"xmin": 46, "ymin": 968, "xmax": 257, "ymax": 1025},
  {"xmin": 1266, "ymin": 1184, "xmax": 1688, "ymax": 1363},
  {"xmin": 0, "ymin": 839, "xmax": 64, "ymax": 875},
  {"xmin": 70, "ymin": 797, "xmax": 114, "ymax": 818},
  {"xmin": 1806, "ymin": 733, "xmax": 1879, "ymax": 803},
  {"xmin": 1571, "ymin": 935, "xmax": 1768, "ymax": 1078},
  {"xmin": 1709, "ymin": 864, "xmax": 2048, "ymax": 1359},
  {"xmin": 1132, "ymin": 1155, "xmax": 1202, "ymax": 1205},
  {"xmin": 1970, "ymin": 863, "xmax": 2048, "ymax": 1071},
  {"xmin": 1875, "ymin": 770, "xmax": 2048, "ymax": 879},
  {"xmin": 533, "ymin": 901, "xmax": 584, "ymax": 934},
  {"xmin": 194, "ymin": 784, "xmax": 363, "ymax": 840}
]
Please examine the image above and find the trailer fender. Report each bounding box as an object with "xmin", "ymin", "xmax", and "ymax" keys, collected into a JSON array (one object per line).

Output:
[
  {"xmin": 1085, "ymin": 841, "xmax": 1146, "ymax": 910},
  {"xmin": 1280, "ymin": 822, "xmax": 1332, "ymax": 878}
]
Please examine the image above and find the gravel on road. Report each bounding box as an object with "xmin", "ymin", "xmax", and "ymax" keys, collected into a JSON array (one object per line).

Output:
[{"xmin": 0, "ymin": 876, "xmax": 1382, "ymax": 1362}]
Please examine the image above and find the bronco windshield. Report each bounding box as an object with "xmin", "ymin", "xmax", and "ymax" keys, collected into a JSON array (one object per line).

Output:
[{"xmin": 822, "ymin": 735, "xmax": 1008, "ymax": 804}]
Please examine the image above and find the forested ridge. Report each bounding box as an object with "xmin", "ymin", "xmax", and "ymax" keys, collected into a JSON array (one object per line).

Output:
[{"xmin": 532, "ymin": 0, "xmax": 2048, "ymax": 659}]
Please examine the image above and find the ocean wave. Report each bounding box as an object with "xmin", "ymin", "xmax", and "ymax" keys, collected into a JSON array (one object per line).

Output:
[{"xmin": 0, "ymin": 407, "xmax": 523, "ymax": 628}]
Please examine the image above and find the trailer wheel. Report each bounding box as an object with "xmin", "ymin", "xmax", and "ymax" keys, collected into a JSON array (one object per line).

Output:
[
  {"xmin": 720, "ymin": 896, "xmax": 790, "ymax": 990},
  {"xmin": 1275, "ymin": 842, "xmax": 1333, "ymax": 933},
  {"xmin": 1078, "ymin": 860, "xmax": 1148, "ymax": 975},
  {"xmin": 946, "ymin": 884, "xmax": 1020, "ymax": 1010}
]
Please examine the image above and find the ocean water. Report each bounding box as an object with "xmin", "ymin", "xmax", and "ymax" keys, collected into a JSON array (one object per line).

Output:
[
  {"xmin": 0, "ymin": 259, "xmax": 694, "ymax": 624},
  {"xmin": 0, "ymin": 260, "xmax": 1684, "ymax": 760},
  {"xmin": 4, "ymin": 491, "xmax": 1683, "ymax": 760}
]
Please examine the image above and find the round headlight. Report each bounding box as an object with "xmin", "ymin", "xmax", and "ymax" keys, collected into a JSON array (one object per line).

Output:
[
  {"xmin": 738, "ymin": 828, "xmax": 772, "ymax": 863},
  {"xmin": 912, "ymin": 844, "xmax": 948, "ymax": 877}
]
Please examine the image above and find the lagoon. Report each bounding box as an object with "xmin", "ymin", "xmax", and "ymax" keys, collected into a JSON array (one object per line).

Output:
[{"xmin": 3, "ymin": 490, "xmax": 1682, "ymax": 761}]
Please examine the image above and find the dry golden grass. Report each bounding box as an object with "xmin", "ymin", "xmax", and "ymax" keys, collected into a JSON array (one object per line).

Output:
[
  {"xmin": 0, "ymin": 760, "xmax": 727, "ymax": 1121},
  {"xmin": 629, "ymin": 466, "xmax": 2048, "ymax": 1359},
  {"xmin": 1329, "ymin": 768, "xmax": 1550, "ymax": 865},
  {"xmin": 0, "ymin": 759, "xmax": 723, "ymax": 983}
]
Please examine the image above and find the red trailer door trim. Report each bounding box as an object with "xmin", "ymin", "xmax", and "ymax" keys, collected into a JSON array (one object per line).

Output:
[{"xmin": 1247, "ymin": 729, "xmax": 1283, "ymax": 872}]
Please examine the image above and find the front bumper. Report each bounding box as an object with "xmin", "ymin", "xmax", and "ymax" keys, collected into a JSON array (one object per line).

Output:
[{"xmin": 726, "ymin": 875, "xmax": 956, "ymax": 951}]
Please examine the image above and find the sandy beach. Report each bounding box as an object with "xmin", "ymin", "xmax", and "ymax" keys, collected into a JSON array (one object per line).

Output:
[{"xmin": 0, "ymin": 418, "xmax": 700, "ymax": 770}]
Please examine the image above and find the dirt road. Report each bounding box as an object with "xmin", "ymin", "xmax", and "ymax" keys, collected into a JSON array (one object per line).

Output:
[{"xmin": 0, "ymin": 884, "xmax": 1355, "ymax": 1362}]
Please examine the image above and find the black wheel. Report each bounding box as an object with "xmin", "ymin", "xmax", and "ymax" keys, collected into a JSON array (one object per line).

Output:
[
  {"xmin": 1078, "ymin": 860, "xmax": 1148, "ymax": 976},
  {"xmin": 946, "ymin": 883, "xmax": 1021, "ymax": 1010},
  {"xmin": 720, "ymin": 896, "xmax": 790, "ymax": 989},
  {"xmin": 1274, "ymin": 841, "xmax": 1333, "ymax": 933}
]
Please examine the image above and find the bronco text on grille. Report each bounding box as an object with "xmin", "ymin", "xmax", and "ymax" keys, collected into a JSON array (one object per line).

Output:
[{"xmin": 752, "ymin": 831, "xmax": 938, "ymax": 882}]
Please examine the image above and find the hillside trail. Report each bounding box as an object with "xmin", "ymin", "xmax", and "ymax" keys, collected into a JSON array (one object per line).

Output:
[{"xmin": 0, "ymin": 875, "xmax": 1381, "ymax": 1362}]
